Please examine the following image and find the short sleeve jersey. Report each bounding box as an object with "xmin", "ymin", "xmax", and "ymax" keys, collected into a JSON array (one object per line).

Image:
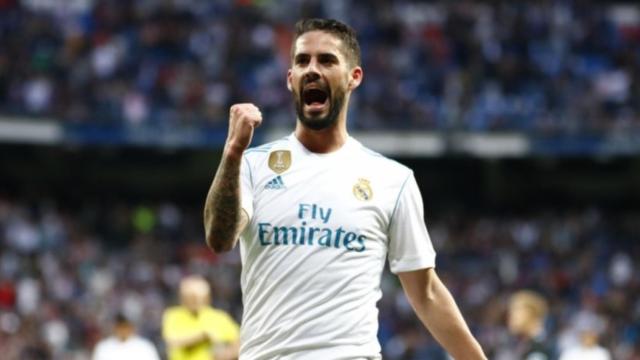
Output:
[
  {"xmin": 162, "ymin": 306, "xmax": 240, "ymax": 360},
  {"xmin": 239, "ymin": 134, "xmax": 436, "ymax": 360}
]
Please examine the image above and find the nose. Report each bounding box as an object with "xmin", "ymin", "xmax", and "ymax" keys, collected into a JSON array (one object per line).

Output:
[
  {"xmin": 303, "ymin": 59, "xmax": 321, "ymax": 83},
  {"xmin": 303, "ymin": 71, "xmax": 320, "ymax": 84}
]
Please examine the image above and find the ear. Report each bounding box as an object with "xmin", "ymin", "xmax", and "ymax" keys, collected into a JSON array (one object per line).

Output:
[
  {"xmin": 348, "ymin": 66, "xmax": 363, "ymax": 91},
  {"xmin": 287, "ymin": 69, "xmax": 293, "ymax": 92}
]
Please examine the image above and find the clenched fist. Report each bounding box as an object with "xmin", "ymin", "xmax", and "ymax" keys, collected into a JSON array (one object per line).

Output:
[{"xmin": 225, "ymin": 103, "xmax": 263, "ymax": 158}]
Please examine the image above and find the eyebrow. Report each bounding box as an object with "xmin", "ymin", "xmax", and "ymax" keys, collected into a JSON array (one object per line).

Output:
[{"xmin": 318, "ymin": 53, "xmax": 339, "ymax": 62}]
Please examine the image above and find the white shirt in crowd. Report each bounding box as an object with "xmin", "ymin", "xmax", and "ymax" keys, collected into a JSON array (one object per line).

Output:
[
  {"xmin": 559, "ymin": 345, "xmax": 611, "ymax": 360},
  {"xmin": 238, "ymin": 134, "xmax": 436, "ymax": 359},
  {"xmin": 92, "ymin": 335, "xmax": 160, "ymax": 360}
]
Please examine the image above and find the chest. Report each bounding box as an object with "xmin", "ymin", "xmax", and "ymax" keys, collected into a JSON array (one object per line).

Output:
[{"xmin": 253, "ymin": 157, "xmax": 395, "ymax": 233}]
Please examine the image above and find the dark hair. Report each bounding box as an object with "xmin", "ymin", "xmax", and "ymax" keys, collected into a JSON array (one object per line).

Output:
[
  {"xmin": 292, "ymin": 18, "xmax": 361, "ymax": 67},
  {"xmin": 114, "ymin": 313, "xmax": 131, "ymax": 325}
]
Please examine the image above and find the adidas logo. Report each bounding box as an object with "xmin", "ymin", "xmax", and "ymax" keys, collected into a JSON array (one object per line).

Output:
[{"xmin": 265, "ymin": 175, "xmax": 286, "ymax": 190}]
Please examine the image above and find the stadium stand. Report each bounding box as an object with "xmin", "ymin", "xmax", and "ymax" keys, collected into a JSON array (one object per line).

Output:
[
  {"xmin": 1, "ymin": 1, "xmax": 639, "ymax": 134},
  {"xmin": 0, "ymin": 197, "xmax": 638, "ymax": 359}
]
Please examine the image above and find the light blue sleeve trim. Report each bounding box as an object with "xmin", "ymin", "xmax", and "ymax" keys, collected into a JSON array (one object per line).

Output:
[
  {"xmin": 243, "ymin": 156, "xmax": 254, "ymax": 189},
  {"xmin": 390, "ymin": 253, "xmax": 436, "ymax": 274},
  {"xmin": 387, "ymin": 172, "xmax": 413, "ymax": 233},
  {"xmin": 244, "ymin": 149, "xmax": 269, "ymax": 154}
]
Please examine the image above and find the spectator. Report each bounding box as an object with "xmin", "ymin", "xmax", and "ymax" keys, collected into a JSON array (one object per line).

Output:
[
  {"xmin": 162, "ymin": 275, "xmax": 239, "ymax": 360},
  {"xmin": 92, "ymin": 313, "xmax": 160, "ymax": 360},
  {"xmin": 497, "ymin": 290, "xmax": 554, "ymax": 360},
  {"xmin": 559, "ymin": 328, "xmax": 612, "ymax": 360}
]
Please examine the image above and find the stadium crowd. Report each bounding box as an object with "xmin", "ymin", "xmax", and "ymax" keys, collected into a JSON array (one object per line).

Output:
[
  {"xmin": 1, "ymin": 0, "xmax": 640, "ymax": 133},
  {"xmin": 0, "ymin": 197, "xmax": 638, "ymax": 359}
]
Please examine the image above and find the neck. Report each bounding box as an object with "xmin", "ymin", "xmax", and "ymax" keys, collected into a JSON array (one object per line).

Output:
[
  {"xmin": 116, "ymin": 334, "xmax": 132, "ymax": 342},
  {"xmin": 294, "ymin": 104, "xmax": 349, "ymax": 153}
]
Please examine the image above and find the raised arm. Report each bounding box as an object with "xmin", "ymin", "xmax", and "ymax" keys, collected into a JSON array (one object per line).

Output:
[
  {"xmin": 398, "ymin": 268, "xmax": 487, "ymax": 360},
  {"xmin": 204, "ymin": 103, "xmax": 262, "ymax": 253}
]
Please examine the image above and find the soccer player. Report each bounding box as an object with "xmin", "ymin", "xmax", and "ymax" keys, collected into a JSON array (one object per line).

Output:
[
  {"xmin": 203, "ymin": 18, "xmax": 486, "ymax": 359},
  {"xmin": 504, "ymin": 290, "xmax": 554, "ymax": 360},
  {"xmin": 92, "ymin": 313, "xmax": 160, "ymax": 360},
  {"xmin": 162, "ymin": 276, "xmax": 240, "ymax": 360}
]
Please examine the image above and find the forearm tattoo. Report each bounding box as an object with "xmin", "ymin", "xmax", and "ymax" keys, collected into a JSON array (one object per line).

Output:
[{"xmin": 204, "ymin": 155, "xmax": 242, "ymax": 252}]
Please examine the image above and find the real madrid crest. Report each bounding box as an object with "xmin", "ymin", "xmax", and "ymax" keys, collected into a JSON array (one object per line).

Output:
[
  {"xmin": 353, "ymin": 178, "xmax": 373, "ymax": 201},
  {"xmin": 268, "ymin": 150, "xmax": 292, "ymax": 174}
]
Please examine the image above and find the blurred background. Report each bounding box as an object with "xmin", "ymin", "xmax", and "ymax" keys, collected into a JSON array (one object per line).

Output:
[{"xmin": 1, "ymin": 0, "xmax": 639, "ymax": 359}]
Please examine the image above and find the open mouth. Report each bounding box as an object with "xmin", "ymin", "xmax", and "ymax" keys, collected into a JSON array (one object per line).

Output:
[{"xmin": 302, "ymin": 88, "xmax": 329, "ymax": 111}]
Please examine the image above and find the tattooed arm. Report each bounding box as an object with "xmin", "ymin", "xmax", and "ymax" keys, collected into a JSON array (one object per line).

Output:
[
  {"xmin": 203, "ymin": 151, "xmax": 247, "ymax": 252},
  {"xmin": 204, "ymin": 103, "xmax": 262, "ymax": 253}
]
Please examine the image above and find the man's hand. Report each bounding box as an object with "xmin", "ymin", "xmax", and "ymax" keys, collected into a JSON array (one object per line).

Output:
[
  {"xmin": 204, "ymin": 330, "xmax": 239, "ymax": 360},
  {"xmin": 225, "ymin": 103, "xmax": 262, "ymax": 159}
]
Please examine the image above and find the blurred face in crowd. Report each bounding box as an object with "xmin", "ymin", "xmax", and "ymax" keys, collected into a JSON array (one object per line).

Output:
[
  {"xmin": 508, "ymin": 291, "xmax": 547, "ymax": 337},
  {"xmin": 581, "ymin": 330, "xmax": 599, "ymax": 346},
  {"xmin": 288, "ymin": 30, "xmax": 362, "ymax": 130},
  {"xmin": 114, "ymin": 321, "xmax": 134, "ymax": 341},
  {"xmin": 508, "ymin": 301, "xmax": 535, "ymax": 335},
  {"xmin": 180, "ymin": 277, "xmax": 210, "ymax": 313}
]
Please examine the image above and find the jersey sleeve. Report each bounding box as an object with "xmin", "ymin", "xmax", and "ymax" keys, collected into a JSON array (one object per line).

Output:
[
  {"xmin": 211, "ymin": 312, "xmax": 240, "ymax": 343},
  {"xmin": 240, "ymin": 155, "xmax": 254, "ymax": 220},
  {"xmin": 387, "ymin": 173, "xmax": 436, "ymax": 274},
  {"xmin": 161, "ymin": 309, "xmax": 178, "ymax": 340}
]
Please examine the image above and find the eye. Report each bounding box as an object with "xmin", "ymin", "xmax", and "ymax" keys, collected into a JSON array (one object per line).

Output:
[
  {"xmin": 318, "ymin": 54, "xmax": 338, "ymax": 65},
  {"xmin": 295, "ymin": 55, "xmax": 310, "ymax": 65}
]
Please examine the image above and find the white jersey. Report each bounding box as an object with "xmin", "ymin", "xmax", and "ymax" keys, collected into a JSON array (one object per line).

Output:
[
  {"xmin": 238, "ymin": 134, "xmax": 436, "ymax": 360},
  {"xmin": 92, "ymin": 335, "xmax": 160, "ymax": 360}
]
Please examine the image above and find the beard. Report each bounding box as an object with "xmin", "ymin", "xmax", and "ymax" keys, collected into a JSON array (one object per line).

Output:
[{"xmin": 294, "ymin": 84, "xmax": 346, "ymax": 131}]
